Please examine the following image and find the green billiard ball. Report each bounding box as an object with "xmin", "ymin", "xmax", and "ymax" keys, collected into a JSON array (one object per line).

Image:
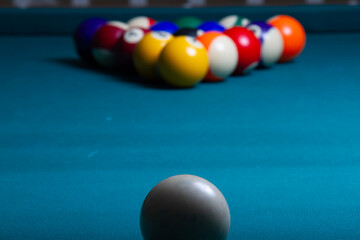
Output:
[{"xmin": 175, "ymin": 16, "xmax": 203, "ymax": 29}]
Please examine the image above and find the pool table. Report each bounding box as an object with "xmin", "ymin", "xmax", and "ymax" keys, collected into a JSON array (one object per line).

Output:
[{"xmin": 1, "ymin": 5, "xmax": 360, "ymax": 240}]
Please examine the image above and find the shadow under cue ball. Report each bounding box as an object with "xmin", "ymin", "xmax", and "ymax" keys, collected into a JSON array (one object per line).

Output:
[{"xmin": 140, "ymin": 174, "xmax": 231, "ymax": 240}]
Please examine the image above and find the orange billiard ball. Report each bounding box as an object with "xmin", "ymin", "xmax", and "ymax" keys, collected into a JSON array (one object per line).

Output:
[
  {"xmin": 267, "ymin": 15, "xmax": 306, "ymax": 62},
  {"xmin": 197, "ymin": 31, "xmax": 238, "ymax": 82}
]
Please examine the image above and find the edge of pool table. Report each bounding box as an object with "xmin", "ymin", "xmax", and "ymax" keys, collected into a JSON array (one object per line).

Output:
[{"xmin": 0, "ymin": 5, "xmax": 360, "ymax": 35}]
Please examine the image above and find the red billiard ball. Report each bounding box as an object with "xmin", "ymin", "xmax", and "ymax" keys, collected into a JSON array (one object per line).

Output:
[
  {"xmin": 224, "ymin": 26, "xmax": 261, "ymax": 75},
  {"xmin": 115, "ymin": 27, "xmax": 150, "ymax": 68},
  {"xmin": 92, "ymin": 21, "xmax": 128, "ymax": 68}
]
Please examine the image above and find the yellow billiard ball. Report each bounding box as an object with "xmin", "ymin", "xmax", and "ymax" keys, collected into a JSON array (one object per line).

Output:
[
  {"xmin": 158, "ymin": 36, "xmax": 208, "ymax": 88},
  {"xmin": 133, "ymin": 31, "xmax": 173, "ymax": 80}
]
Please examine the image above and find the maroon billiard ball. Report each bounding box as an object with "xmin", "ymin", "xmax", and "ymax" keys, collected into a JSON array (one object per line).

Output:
[
  {"xmin": 92, "ymin": 21, "xmax": 128, "ymax": 68},
  {"xmin": 115, "ymin": 27, "xmax": 150, "ymax": 68}
]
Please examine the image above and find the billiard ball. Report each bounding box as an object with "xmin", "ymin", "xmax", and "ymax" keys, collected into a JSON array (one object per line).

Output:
[
  {"xmin": 158, "ymin": 36, "xmax": 208, "ymax": 88},
  {"xmin": 140, "ymin": 174, "xmax": 231, "ymax": 240},
  {"xmin": 150, "ymin": 21, "xmax": 179, "ymax": 34},
  {"xmin": 224, "ymin": 27, "xmax": 261, "ymax": 75},
  {"xmin": 115, "ymin": 27, "xmax": 150, "ymax": 68},
  {"xmin": 173, "ymin": 27, "xmax": 199, "ymax": 38},
  {"xmin": 219, "ymin": 15, "xmax": 250, "ymax": 29},
  {"xmin": 247, "ymin": 21, "xmax": 284, "ymax": 67},
  {"xmin": 197, "ymin": 31, "xmax": 238, "ymax": 82},
  {"xmin": 197, "ymin": 21, "xmax": 225, "ymax": 34},
  {"xmin": 92, "ymin": 21, "xmax": 128, "ymax": 68},
  {"xmin": 127, "ymin": 16, "xmax": 156, "ymax": 29},
  {"xmin": 267, "ymin": 15, "xmax": 306, "ymax": 62},
  {"xmin": 73, "ymin": 17, "xmax": 107, "ymax": 64},
  {"xmin": 133, "ymin": 31, "xmax": 174, "ymax": 80},
  {"xmin": 175, "ymin": 16, "xmax": 203, "ymax": 29}
]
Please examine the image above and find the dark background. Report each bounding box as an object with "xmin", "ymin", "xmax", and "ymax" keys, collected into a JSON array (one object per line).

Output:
[{"xmin": 0, "ymin": 0, "xmax": 357, "ymax": 8}]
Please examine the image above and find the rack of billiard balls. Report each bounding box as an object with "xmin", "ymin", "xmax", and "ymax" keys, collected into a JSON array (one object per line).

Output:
[
  {"xmin": 73, "ymin": 15, "xmax": 306, "ymax": 240},
  {"xmin": 74, "ymin": 15, "xmax": 306, "ymax": 88}
]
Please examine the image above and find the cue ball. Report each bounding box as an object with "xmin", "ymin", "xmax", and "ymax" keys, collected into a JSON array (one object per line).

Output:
[
  {"xmin": 140, "ymin": 174, "xmax": 231, "ymax": 240},
  {"xmin": 247, "ymin": 21, "xmax": 284, "ymax": 67}
]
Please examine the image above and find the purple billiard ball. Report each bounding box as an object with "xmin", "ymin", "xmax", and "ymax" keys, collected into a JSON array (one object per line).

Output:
[
  {"xmin": 140, "ymin": 175, "xmax": 230, "ymax": 240},
  {"xmin": 73, "ymin": 17, "xmax": 107, "ymax": 64},
  {"xmin": 247, "ymin": 21, "xmax": 284, "ymax": 67}
]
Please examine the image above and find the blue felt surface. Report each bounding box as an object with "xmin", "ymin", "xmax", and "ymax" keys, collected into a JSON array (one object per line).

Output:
[{"xmin": 1, "ymin": 33, "xmax": 360, "ymax": 239}]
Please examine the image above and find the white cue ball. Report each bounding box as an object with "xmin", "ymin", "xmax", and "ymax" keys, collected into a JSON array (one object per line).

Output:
[{"xmin": 140, "ymin": 174, "xmax": 231, "ymax": 240}]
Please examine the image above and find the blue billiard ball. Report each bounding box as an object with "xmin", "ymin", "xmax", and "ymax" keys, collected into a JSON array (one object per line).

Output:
[
  {"xmin": 197, "ymin": 21, "xmax": 225, "ymax": 34},
  {"xmin": 150, "ymin": 21, "xmax": 179, "ymax": 34},
  {"xmin": 73, "ymin": 17, "xmax": 107, "ymax": 64},
  {"xmin": 247, "ymin": 21, "xmax": 284, "ymax": 67}
]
